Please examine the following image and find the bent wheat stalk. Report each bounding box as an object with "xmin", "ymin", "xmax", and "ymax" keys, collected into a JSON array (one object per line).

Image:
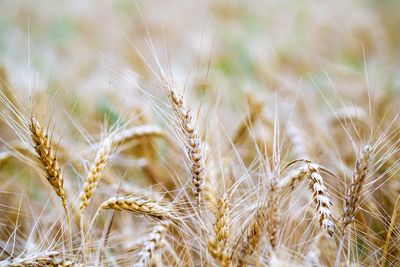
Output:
[{"xmin": 30, "ymin": 116, "xmax": 69, "ymax": 218}]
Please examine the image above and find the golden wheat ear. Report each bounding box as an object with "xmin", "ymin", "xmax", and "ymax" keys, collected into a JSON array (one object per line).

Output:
[
  {"xmin": 208, "ymin": 194, "xmax": 231, "ymax": 267},
  {"xmin": 100, "ymin": 195, "xmax": 174, "ymax": 221},
  {"xmin": 79, "ymin": 136, "xmax": 112, "ymax": 211},
  {"xmin": 342, "ymin": 144, "xmax": 372, "ymax": 231},
  {"xmin": 30, "ymin": 115, "xmax": 69, "ymax": 220},
  {"xmin": 237, "ymin": 205, "xmax": 267, "ymax": 267},
  {"xmin": 167, "ymin": 87, "xmax": 207, "ymax": 205}
]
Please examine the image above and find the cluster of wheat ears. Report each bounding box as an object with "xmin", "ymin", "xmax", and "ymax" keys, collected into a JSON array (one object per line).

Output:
[{"xmin": 0, "ymin": 12, "xmax": 400, "ymax": 266}]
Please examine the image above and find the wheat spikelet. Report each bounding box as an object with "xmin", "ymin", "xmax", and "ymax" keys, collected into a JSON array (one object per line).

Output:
[
  {"xmin": 134, "ymin": 222, "xmax": 169, "ymax": 267},
  {"xmin": 30, "ymin": 116, "xmax": 68, "ymax": 217},
  {"xmin": 100, "ymin": 195, "xmax": 173, "ymax": 220},
  {"xmin": 307, "ymin": 163, "xmax": 335, "ymax": 236},
  {"xmin": 342, "ymin": 145, "xmax": 372, "ymax": 231},
  {"xmin": 79, "ymin": 136, "xmax": 112, "ymax": 211},
  {"xmin": 0, "ymin": 251, "xmax": 81, "ymax": 267},
  {"xmin": 167, "ymin": 87, "xmax": 206, "ymax": 204},
  {"xmin": 208, "ymin": 195, "xmax": 230, "ymax": 267},
  {"xmin": 237, "ymin": 206, "xmax": 266, "ymax": 267},
  {"xmin": 112, "ymin": 125, "xmax": 164, "ymax": 146}
]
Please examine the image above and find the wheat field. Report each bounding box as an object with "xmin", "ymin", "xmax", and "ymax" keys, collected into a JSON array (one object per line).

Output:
[{"xmin": 0, "ymin": 1, "xmax": 400, "ymax": 266}]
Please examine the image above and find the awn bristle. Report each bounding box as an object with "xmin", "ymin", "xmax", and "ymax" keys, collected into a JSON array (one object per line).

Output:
[
  {"xmin": 208, "ymin": 195, "xmax": 230, "ymax": 267},
  {"xmin": 307, "ymin": 163, "xmax": 335, "ymax": 236},
  {"xmin": 30, "ymin": 116, "xmax": 69, "ymax": 217},
  {"xmin": 167, "ymin": 87, "xmax": 206, "ymax": 204},
  {"xmin": 79, "ymin": 136, "xmax": 112, "ymax": 211},
  {"xmin": 342, "ymin": 145, "xmax": 372, "ymax": 232},
  {"xmin": 100, "ymin": 195, "xmax": 173, "ymax": 220},
  {"xmin": 135, "ymin": 222, "xmax": 169, "ymax": 267},
  {"xmin": 237, "ymin": 206, "xmax": 266, "ymax": 267}
]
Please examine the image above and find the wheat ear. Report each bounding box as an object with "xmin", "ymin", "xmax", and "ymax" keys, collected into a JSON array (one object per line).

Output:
[
  {"xmin": 30, "ymin": 116, "xmax": 68, "ymax": 217},
  {"xmin": 208, "ymin": 195, "xmax": 230, "ymax": 267},
  {"xmin": 0, "ymin": 251, "xmax": 81, "ymax": 267},
  {"xmin": 342, "ymin": 145, "xmax": 372, "ymax": 231},
  {"xmin": 79, "ymin": 136, "xmax": 112, "ymax": 211},
  {"xmin": 112, "ymin": 125, "xmax": 164, "ymax": 147},
  {"xmin": 307, "ymin": 163, "xmax": 335, "ymax": 236},
  {"xmin": 167, "ymin": 87, "xmax": 206, "ymax": 204},
  {"xmin": 237, "ymin": 206, "xmax": 266, "ymax": 267},
  {"xmin": 135, "ymin": 222, "xmax": 170, "ymax": 267},
  {"xmin": 100, "ymin": 195, "xmax": 173, "ymax": 220},
  {"xmin": 267, "ymin": 183, "xmax": 279, "ymax": 250},
  {"xmin": 335, "ymin": 145, "xmax": 372, "ymax": 267}
]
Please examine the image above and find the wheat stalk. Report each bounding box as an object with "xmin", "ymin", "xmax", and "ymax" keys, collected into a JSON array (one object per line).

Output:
[
  {"xmin": 79, "ymin": 136, "xmax": 112, "ymax": 211},
  {"xmin": 30, "ymin": 116, "xmax": 69, "ymax": 217},
  {"xmin": 112, "ymin": 125, "xmax": 164, "ymax": 146},
  {"xmin": 237, "ymin": 206, "xmax": 266, "ymax": 267},
  {"xmin": 267, "ymin": 183, "xmax": 279, "ymax": 250},
  {"xmin": 342, "ymin": 144, "xmax": 372, "ymax": 231},
  {"xmin": 100, "ymin": 195, "xmax": 174, "ymax": 220},
  {"xmin": 307, "ymin": 163, "xmax": 335, "ymax": 236},
  {"xmin": 335, "ymin": 145, "xmax": 372, "ymax": 267},
  {"xmin": 134, "ymin": 222, "xmax": 170, "ymax": 267},
  {"xmin": 0, "ymin": 251, "xmax": 81, "ymax": 267},
  {"xmin": 167, "ymin": 87, "xmax": 206, "ymax": 204},
  {"xmin": 208, "ymin": 195, "xmax": 230, "ymax": 267}
]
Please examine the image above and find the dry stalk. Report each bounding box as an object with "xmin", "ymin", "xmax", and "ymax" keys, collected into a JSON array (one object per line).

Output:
[
  {"xmin": 100, "ymin": 195, "xmax": 173, "ymax": 220},
  {"xmin": 208, "ymin": 195, "xmax": 230, "ymax": 267},
  {"xmin": 30, "ymin": 116, "xmax": 69, "ymax": 217}
]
